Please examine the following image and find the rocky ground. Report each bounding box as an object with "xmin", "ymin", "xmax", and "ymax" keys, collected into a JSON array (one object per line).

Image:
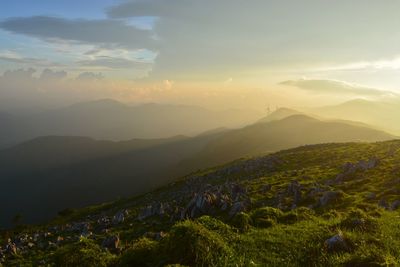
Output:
[{"xmin": 2, "ymin": 140, "xmax": 400, "ymax": 266}]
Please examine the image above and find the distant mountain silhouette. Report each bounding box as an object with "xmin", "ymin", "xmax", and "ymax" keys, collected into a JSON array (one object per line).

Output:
[
  {"xmin": 312, "ymin": 99, "xmax": 400, "ymax": 135},
  {"xmin": 0, "ymin": 135, "xmax": 185, "ymax": 173},
  {"xmin": 0, "ymin": 112, "xmax": 395, "ymax": 227},
  {"xmin": 0, "ymin": 99, "xmax": 262, "ymax": 148}
]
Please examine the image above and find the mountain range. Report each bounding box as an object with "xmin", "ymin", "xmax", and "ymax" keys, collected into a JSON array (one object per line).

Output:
[
  {"xmin": 0, "ymin": 99, "xmax": 262, "ymax": 148},
  {"xmin": 0, "ymin": 108, "xmax": 395, "ymax": 227},
  {"xmin": 309, "ymin": 98, "xmax": 400, "ymax": 135}
]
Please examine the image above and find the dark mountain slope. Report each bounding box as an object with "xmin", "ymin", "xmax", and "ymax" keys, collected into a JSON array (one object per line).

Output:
[
  {"xmin": 0, "ymin": 133, "xmax": 222, "ymax": 226},
  {"xmin": 180, "ymin": 114, "xmax": 395, "ymax": 170},
  {"xmin": 0, "ymin": 135, "xmax": 185, "ymax": 174}
]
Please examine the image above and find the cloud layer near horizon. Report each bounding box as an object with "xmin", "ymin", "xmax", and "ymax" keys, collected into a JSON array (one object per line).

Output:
[{"xmin": 280, "ymin": 79, "xmax": 398, "ymax": 98}]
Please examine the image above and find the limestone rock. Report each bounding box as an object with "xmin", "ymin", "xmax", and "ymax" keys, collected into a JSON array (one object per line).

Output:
[
  {"xmin": 325, "ymin": 233, "xmax": 348, "ymax": 252},
  {"xmin": 102, "ymin": 235, "xmax": 120, "ymax": 250}
]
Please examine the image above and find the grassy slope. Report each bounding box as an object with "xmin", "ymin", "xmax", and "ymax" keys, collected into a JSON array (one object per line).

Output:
[
  {"xmin": 3, "ymin": 140, "xmax": 400, "ymax": 266},
  {"xmin": 179, "ymin": 114, "xmax": 395, "ymax": 171}
]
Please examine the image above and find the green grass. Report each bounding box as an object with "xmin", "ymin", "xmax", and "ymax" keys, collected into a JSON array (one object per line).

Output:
[{"xmin": 3, "ymin": 140, "xmax": 400, "ymax": 266}]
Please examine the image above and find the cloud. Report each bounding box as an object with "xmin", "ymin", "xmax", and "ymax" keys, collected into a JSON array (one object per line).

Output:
[
  {"xmin": 0, "ymin": 68, "xmax": 184, "ymax": 111},
  {"xmin": 106, "ymin": 0, "xmax": 400, "ymax": 80},
  {"xmin": 76, "ymin": 72, "xmax": 104, "ymax": 81},
  {"xmin": 3, "ymin": 1, "xmax": 400, "ymax": 84},
  {"xmin": 0, "ymin": 51, "xmax": 61, "ymax": 67},
  {"xmin": 2, "ymin": 68, "xmax": 36, "ymax": 81},
  {"xmin": 39, "ymin": 69, "xmax": 67, "ymax": 81},
  {"xmin": 78, "ymin": 56, "xmax": 152, "ymax": 69},
  {"xmin": 0, "ymin": 0, "xmax": 400, "ymax": 81},
  {"xmin": 316, "ymin": 56, "xmax": 400, "ymax": 72},
  {"xmin": 0, "ymin": 16, "xmax": 155, "ymax": 50},
  {"xmin": 280, "ymin": 79, "xmax": 397, "ymax": 97},
  {"xmin": 0, "ymin": 68, "xmax": 116, "ymax": 110}
]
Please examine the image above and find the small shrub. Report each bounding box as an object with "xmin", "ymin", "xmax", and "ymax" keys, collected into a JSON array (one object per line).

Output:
[
  {"xmin": 343, "ymin": 248, "xmax": 395, "ymax": 267},
  {"xmin": 231, "ymin": 212, "xmax": 252, "ymax": 232},
  {"xmin": 339, "ymin": 209, "xmax": 378, "ymax": 232},
  {"xmin": 278, "ymin": 207, "xmax": 316, "ymax": 224},
  {"xmin": 278, "ymin": 211, "xmax": 298, "ymax": 224},
  {"xmin": 117, "ymin": 237, "xmax": 158, "ymax": 267},
  {"xmin": 355, "ymin": 203, "xmax": 382, "ymax": 217},
  {"xmin": 251, "ymin": 207, "xmax": 283, "ymax": 220},
  {"xmin": 251, "ymin": 207, "xmax": 282, "ymax": 227},
  {"xmin": 296, "ymin": 207, "xmax": 316, "ymax": 220},
  {"xmin": 197, "ymin": 216, "xmax": 233, "ymax": 236},
  {"xmin": 52, "ymin": 238, "xmax": 115, "ymax": 267},
  {"xmin": 322, "ymin": 209, "xmax": 343, "ymax": 220},
  {"xmin": 160, "ymin": 220, "xmax": 232, "ymax": 266},
  {"xmin": 255, "ymin": 218, "xmax": 275, "ymax": 228}
]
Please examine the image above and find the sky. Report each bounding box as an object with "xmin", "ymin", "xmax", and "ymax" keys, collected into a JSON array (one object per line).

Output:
[{"xmin": 1, "ymin": 0, "xmax": 400, "ymax": 111}]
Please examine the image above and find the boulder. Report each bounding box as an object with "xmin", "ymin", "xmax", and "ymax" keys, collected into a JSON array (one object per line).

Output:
[
  {"xmin": 138, "ymin": 205, "xmax": 154, "ymax": 220},
  {"xmin": 102, "ymin": 235, "xmax": 120, "ymax": 250},
  {"xmin": 287, "ymin": 180, "xmax": 302, "ymax": 205},
  {"xmin": 219, "ymin": 194, "xmax": 231, "ymax": 211},
  {"xmin": 229, "ymin": 201, "xmax": 247, "ymax": 216},
  {"xmin": 196, "ymin": 192, "xmax": 217, "ymax": 211},
  {"xmin": 138, "ymin": 202, "xmax": 167, "ymax": 220},
  {"xmin": 0, "ymin": 250, "xmax": 4, "ymax": 263},
  {"xmin": 5, "ymin": 243, "xmax": 17, "ymax": 255},
  {"xmin": 80, "ymin": 229, "xmax": 92, "ymax": 238},
  {"xmin": 335, "ymin": 158, "xmax": 379, "ymax": 183},
  {"xmin": 33, "ymin": 233, "xmax": 40, "ymax": 242},
  {"xmin": 391, "ymin": 200, "xmax": 400, "ymax": 210},
  {"xmin": 113, "ymin": 211, "xmax": 126, "ymax": 224},
  {"xmin": 325, "ymin": 233, "xmax": 348, "ymax": 252},
  {"xmin": 308, "ymin": 184, "xmax": 325, "ymax": 197},
  {"xmin": 97, "ymin": 216, "xmax": 110, "ymax": 226},
  {"xmin": 231, "ymin": 184, "xmax": 247, "ymax": 201},
  {"xmin": 378, "ymin": 198, "xmax": 389, "ymax": 209},
  {"xmin": 70, "ymin": 222, "xmax": 91, "ymax": 233}
]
